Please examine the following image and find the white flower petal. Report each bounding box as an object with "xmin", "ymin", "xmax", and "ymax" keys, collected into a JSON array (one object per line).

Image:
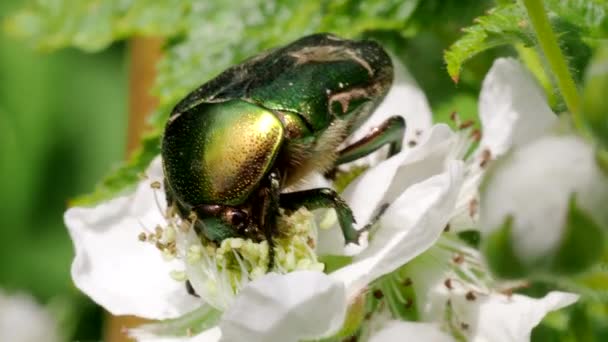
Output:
[
  {"xmin": 471, "ymin": 291, "xmax": 578, "ymax": 342},
  {"xmin": 65, "ymin": 158, "xmax": 201, "ymax": 319},
  {"xmin": 347, "ymin": 57, "xmax": 433, "ymax": 166},
  {"xmin": 0, "ymin": 290, "xmax": 60, "ymax": 342},
  {"xmin": 407, "ymin": 242, "xmax": 578, "ymax": 342},
  {"xmin": 479, "ymin": 58, "xmax": 557, "ymax": 156},
  {"xmin": 480, "ymin": 135, "xmax": 608, "ymax": 263},
  {"xmin": 134, "ymin": 326, "xmax": 222, "ymax": 342},
  {"xmin": 332, "ymin": 160, "xmax": 464, "ymax": 296},
  {"xmin": 369, "ymin": 321, "xmax": 454, "ymax": 342},
  {"xmin": 344, "ymin": 124, "xmax": 457, "ymax": 232},
  {"xmin": 219, "ymin": 271, "xmax": 346, "ymax": 342}
]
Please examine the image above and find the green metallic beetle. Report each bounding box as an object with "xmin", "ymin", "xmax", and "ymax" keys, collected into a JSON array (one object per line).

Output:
[{"xmin": 162, "ymin": 33, "xmax": 405, "ymax": 253}]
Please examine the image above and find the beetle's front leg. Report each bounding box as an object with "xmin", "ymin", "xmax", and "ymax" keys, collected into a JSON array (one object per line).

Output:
[
  {"xmin": 336, "ymin": 115, "xmax": 406, "ymax": 165},
  {"xmin": 261, "ymin": 171, "xmax": 281, "ymax": 268},
  {"xmin": 280, "ymin": 188, "xmax": 359, "ymax": 244}
]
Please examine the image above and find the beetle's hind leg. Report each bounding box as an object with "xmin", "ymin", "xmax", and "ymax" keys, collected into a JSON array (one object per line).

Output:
[
  {"xmin": 335, "ymin": 115, "xmax": 406, "ymax": 166},
  {"xmin": 280, "ymin": 188, "xmax": 359, "ymax": 244}
]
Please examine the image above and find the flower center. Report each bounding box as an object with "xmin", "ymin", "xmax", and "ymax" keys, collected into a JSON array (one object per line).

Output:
[{"xmin": 138, "ymin": 182, "xmax": 324, "ymax": 310}]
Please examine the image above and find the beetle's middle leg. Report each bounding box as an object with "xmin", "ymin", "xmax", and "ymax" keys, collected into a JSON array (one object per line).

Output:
[
  {"xmin": 280, "ymin": 188, "xmax": 359, "ymax": 244},
  {"xmin": 335, "ymin": 115, "xmax": 406, "ymax": 166}
]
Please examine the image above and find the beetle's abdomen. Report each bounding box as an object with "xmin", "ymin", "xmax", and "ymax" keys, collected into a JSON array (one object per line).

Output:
[{"xmin": 162, "ymin": 100, "xmax": 284, "ymax": 206}]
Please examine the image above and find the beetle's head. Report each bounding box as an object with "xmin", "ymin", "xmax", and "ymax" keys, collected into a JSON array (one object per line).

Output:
[{"xmin": 190, "ymin": 204, "xmax": 262, "ymax": 243}]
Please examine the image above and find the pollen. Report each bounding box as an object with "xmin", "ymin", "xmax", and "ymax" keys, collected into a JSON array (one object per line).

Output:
[
  {"xmin": 145, "ymin": 204, "xmax": 322, "ymax": 311},
  {"xmin": 138, "ymin": 232, "xmax": 147, "ymax": 242},
  {"xmin": 170, "ymin": 270, "xmax": 187, "ymax": 282}
]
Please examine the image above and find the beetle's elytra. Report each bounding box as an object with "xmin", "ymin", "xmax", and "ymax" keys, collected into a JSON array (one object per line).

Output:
[{"xmin": 162, "ymin": 33, "xmax": 405, "ymax": 252}]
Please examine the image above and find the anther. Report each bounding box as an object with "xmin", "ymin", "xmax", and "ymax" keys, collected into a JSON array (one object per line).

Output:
[
  {"xmin": 138, "ymin": 232, "xmax": 147, "ymax": 242},
  {"xmin": 373, "ymin": 289, "xmax": 384, "ymax": 299},
  {"xmin": 468, "ymin": 198, "xmax": 478, "ymax": 218},
  {"xmin": 458, "ymin": 119, "xmax": 475, "ymax": 130},
  {"xmin": 479, "ymin": 149, "xmax": 492, "ymax": 168},
  {"xmin": 450, "ymin": 111, "xmax": 458, "ymax": 122},
  {"xmin": 470, "ymin": 129, "xmax": 482, "ymax": 142}
]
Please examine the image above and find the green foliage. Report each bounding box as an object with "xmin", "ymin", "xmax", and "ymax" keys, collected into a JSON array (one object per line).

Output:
[
  {"xmin": 445, "ymin": 0, "xmax": 607, "ymax": 84},
  {"xmin": 549, "ymin": 196, "xmax": 605, "ymax": 275},
  {"xmin": 4, "ymin": 0, "xmax": 187, "ymax": 51},
  {"xmin": 133, "ymin": 304, "xmax": 221, "ymax": 338},
  {"xmin": 481, "ymin": 216, "xmax": 528, "ymax": 279},
  {"xmin": 7, "ymin": 0, "xmax": 498, "ymax": 205},
  {"xmin": 444, "ymin": 4, "xmax": 533, "ymax": 82},
  {"xmin": 72, "ymin": 129, "xmax": 161, "ymax": 206},
  {"xmin": 546, "ymin": 0, "xmax": 608, "ymax": 39},
  {"xmin": 7, "ymin": 0, "xmax": 429, "ymax": 204},
  {"xmin": 583, "ymin": 42, "xmax": 608, "ymax": 147}
]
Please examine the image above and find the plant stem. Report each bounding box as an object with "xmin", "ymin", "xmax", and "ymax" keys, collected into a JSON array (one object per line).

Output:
[{"xmin": 521, "ymin": 0, "xmax": 584, "ymax": 131}]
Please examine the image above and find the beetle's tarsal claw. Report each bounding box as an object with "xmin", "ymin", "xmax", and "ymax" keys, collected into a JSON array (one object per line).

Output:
[
  {"xmin": 344, "ymin": 229, "xmax": 362, "ymax": 245},
  {"xmin": 359, "ymin": 203, "xmax": 390, "ymax": 238}
]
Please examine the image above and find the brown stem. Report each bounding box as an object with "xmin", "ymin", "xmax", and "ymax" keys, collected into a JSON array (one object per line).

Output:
[
  {"xmin": 105, "ymin": 36, "xmax": 163, "ymax": 342},
  {"xmin": 125, "ymin": 36, "xmax": 163, "ymax": 157}
]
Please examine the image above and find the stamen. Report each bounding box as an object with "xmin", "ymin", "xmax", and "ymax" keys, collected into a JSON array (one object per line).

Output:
[
  {"xmin": 150, "ymin": 185, "xmax": 166, "ymax": 219},
  {"xmin": 479, "ymin": 149, "xmax": 492, "ymax": 168},
  {"xmin": 138, "ymin": 232, "xmax": 147, "ymax": 242}
]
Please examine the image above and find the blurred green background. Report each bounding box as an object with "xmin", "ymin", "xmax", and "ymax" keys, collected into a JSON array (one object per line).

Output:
[{"xmin": 0, "ymin": 1, "xmax": 127, "ymax": 339}]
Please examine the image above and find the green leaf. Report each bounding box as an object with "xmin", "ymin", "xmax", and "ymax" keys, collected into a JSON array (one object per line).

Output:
[
  {"xmin": 444, "ymin": 3, "xmax": 534, "ymax": 82},
  {"xmin": 545, "ymin": 0, "xmax": 608, "ymax": 39},
  {"xmin": 130, "ymin": 304, "xmax": 221, "ymax": 338},
  {"xmin": 583, "ymin": 42, "xmax": 608, "ymax": 147},
  {"xmin": 547, "ymin": 195, "xmax": 605, "ymax": 275},
  {"xmin": 457, "ymin": 229, "xmax": 481, "ymax": 248},
  {"xmin": 4, "ymin": 0, "xmax": 188, "ymax": 52},
  {"xmin": 153, "ymin": 0, "xmax": 424, "ymax": 113},
  {"xmin": 481, "ymin": 215, "xmax": 529, "ymax": 279},
  {"xmin": 598, "ymin": 149, "xmax": 608, "ymax": 176},
  {"xmin": 318, "ymin": 255, "xmax": 353, "ymax": 273},
  {"xmin": 71, "ymin": 129, "xmax": 161, "ymax": 206}
]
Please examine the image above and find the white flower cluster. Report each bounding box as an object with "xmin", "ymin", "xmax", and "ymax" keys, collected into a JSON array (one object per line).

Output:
[{"xmin": 65, "ymin": 58, "xmax": 582, "ymax": 342}]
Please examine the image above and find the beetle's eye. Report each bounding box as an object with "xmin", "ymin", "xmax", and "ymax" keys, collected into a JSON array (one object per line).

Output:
[{"xmin": 225, "ymin": 209, "xmax": 248, "ymax": 228}]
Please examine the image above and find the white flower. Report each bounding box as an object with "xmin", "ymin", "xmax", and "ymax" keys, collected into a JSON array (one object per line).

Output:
[
  {"xmin": 389, "ymin": 58, "xmax": 579, "ymax": 340},
  {"xmin": 403, "ymin": 236, "xmax": 578, "ymax": 342},
  {"xmin": 368, "ymin": 321, "xmax": 453, "ymax": 342},
  {"xmin": 64, "ymin": 57, "xmax": 578, "ymax": 342},
  {"xmin": 449, "ymin": 57, "xmax": 559, "ymax": 234},
  {"xmin": 218, "ymin": 58, "xmax": 579, "ymax": 342},
  {"xmin": 480, "ymin": 136, "xmax": 608, "ymax": 277},
  {"xmin": 0, "ymin": 289, "xmax": 60, "ymax": 342},
  {"xmin": 476, "ymin": 58, "xmax": 608, "ymax": 276}
]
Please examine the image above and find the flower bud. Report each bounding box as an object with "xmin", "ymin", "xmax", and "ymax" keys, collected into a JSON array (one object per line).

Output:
[{"xmin": 480, "ymin": 135, "xmax": 608, "ymax": 278}]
